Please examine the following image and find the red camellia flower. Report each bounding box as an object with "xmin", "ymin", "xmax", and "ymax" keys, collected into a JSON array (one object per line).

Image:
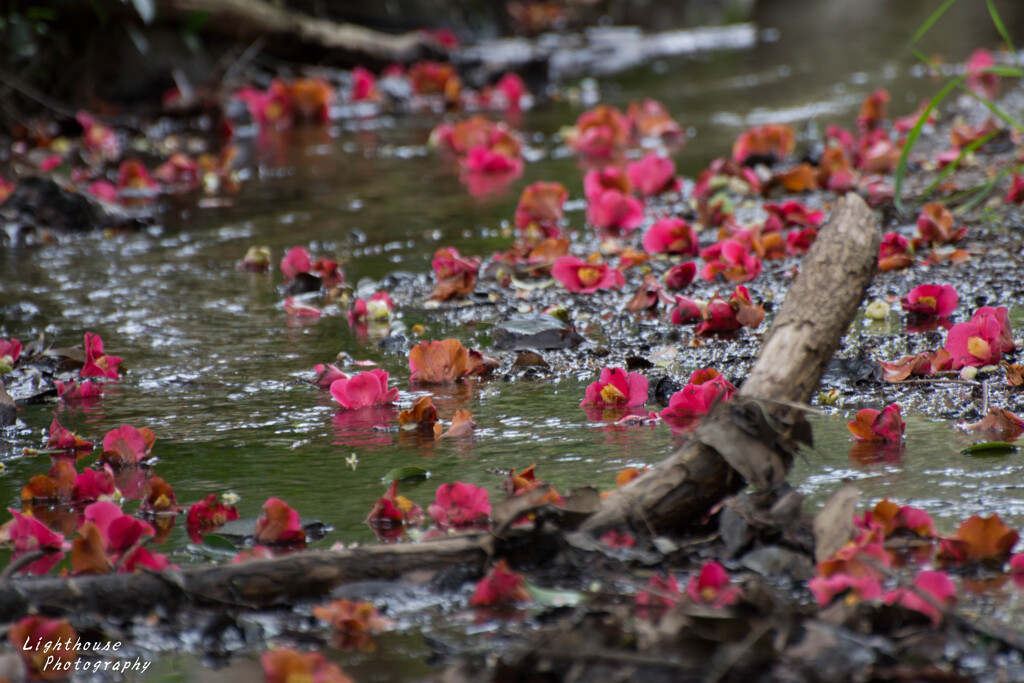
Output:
[
  {"xmin": 856, "ymin": 87, "xmax": 890, "ymax": 133},
  {"xmin": 100, "ymin": 424, "xmax": 155, "ymax": 467},
  {"xmin": 877, "ymin": 232, "xmax": 912, "ymax": 271},
  {"xmin": 659, "ymin": 369, "xmax": 737, "ymax": 430},
  {"xmin": 464, "ymin": 145, "xmax": 524, "ymax": 174},
  {"xmin": 670, "ymin": 295, "xmax": 703, "ymax": 324},
  {"xmin": 686, "ymin": 561, "xmax": 743, "ymax": 608},
  {"xmin": 697, "ymin": 296, "xmax": 740, "ymax": 335},
  {"xmin": 700, "ymin": 240, "xmax": 762, "ymax": 283},
  {"xmin": 313, "ymin": 363, "xmax": 348, "ymax": 388},
  {"xmin": 428, "ymin": 482, "xmax": 491, "ymax": 528},
  {"xmin": 186, "ymin": 494, "xmax": 240, "ymax": 542},
  {"xmin": 552, "ymin": 255, "xmax": 625, "ymax": 293},
  {"xmin": 46, "ymin": 413, "xmax": 94, "ymax": 451},
  {"xmin": 55, "ymin": 379, "xmax": 103, "ymax": 401},
  {"xmin": 1007, "ymin": 173, "xmax": 1024, "ymax": 204},
  {"xmin": 626, "ymin": 153, "xmax": 678, "ymax": 196},
  {"xmin": 81, "ymin": 331, "xmax": 122, "ymax": 379},
  {"xmin": 330, "ymin": 369, "xmax": 399, "ymax": 410},
  {"xmin": 664, "ymin": 262, "xmax": 698, "ymax": 290},
  {"xmin": 627, "ymin": 98, "xmax": 683, "ymax": 140},
  {"xmin": 901, "ymin": 284, "xmax": 958, "ymax": 318},
  {"xmin": 859, "ymin": 499, "xmax": 935, "ymax": 538},
  {"xmin": 636, "ymin": 573, "xmax": 681, "ymax": 610},
  {"xmin": 9, "ymin": 616, "xmax": 79, "ymax": 679},
  {"xmin": 586, "ymin": 189, "xmax": 645, "ymax": 233},
  {"xmin": 580, "ymin": 367, "xmax": 648, "ymax": 409},
  {"xmin": 847, "ymin": 404, "xmax": 904, "ymax": 442},
  {"xmin": 642, "ymin": 217, "xmax": 698, "ymax": 255},
  {"xmin": 762, "ymin": 201, "xmax": 825, "ymax": 233},
  {"xmin": 470, "ymin": 558, "xmax": 532, "ymax": 606}
]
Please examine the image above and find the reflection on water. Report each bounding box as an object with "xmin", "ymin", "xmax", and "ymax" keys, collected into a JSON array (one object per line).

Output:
[{"xmin": 2, "ymin": 0, "xmax": 1024, "ymax": 678}]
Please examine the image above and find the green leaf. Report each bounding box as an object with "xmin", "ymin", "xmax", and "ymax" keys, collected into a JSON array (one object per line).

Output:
[
  {"xmin": 382, "ymin": 466, "xmax": 429, "ymax": 482},
  {"xmin": 962, "ymin": 441, "xmax": 1018, "ymax": 455},
  {"xmin": 202, "ymin": 534, "xmax": 238, "ymax": 551},
  {"xmin": 909, "ymin": 0, "xmax": 959, "ymax": 46},
  {"xmin": 525, "ymin": 581, "xmax": 584, "ymax": 607}
]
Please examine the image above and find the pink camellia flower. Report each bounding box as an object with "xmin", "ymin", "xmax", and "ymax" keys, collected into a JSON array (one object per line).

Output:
[
  {"xmin": 311, "ymin": 258, "xmax": 344, "ymax": 289},
  {"xmin": 101, "ymin": 424, "xmax": 153, "ymax": 466},
  {"xmin": 884, "ymin": 570, "xmax": 956, "ymax": 625},
  {"xmin": 973, "ymin": 306, "xmax": 1015, "ymax": 353},
  {"xmin": 659, "ymin": 369, "xmax": 737, "ymax": 430},
  {"xmin": 670, "ymin": 296, "xmax": 703, "ymax": 325},
  {"xmin": 763, "ymin": 201, "xmax": 825, "ymax": 232},
  {"xmin": 944, "ymin": 313, "xmax": 1005, "ymax": 369},
  {"xmin": 584, "ymin": 166, "xmax": 631, "ymax": 203},
  {"xmin": 901, "ymin": 284, "xmax": 958, "ymax": 318},
  {"xmin": 626, "ymin": 154, "xmax": 678, "ymax": 197},
  {"xmin": 808, "ymin": 572, "xmax": 883, "ymax": 607},
  {"xmin": 348, "ymin": 291, "xmax": 394, "ymax": 325},
  {"xmin": 313, "ymin": 363, "xmax": 348, "ymax": 388},
  {"xmin": 153, "ymin": 153, "xmax": 199, "ymax": 189},
  {"xmin": 586, "ymin": 189, "xmax": 645, "ymax": 233},
  {"xmin": 47, "ymin": 414, "xmax": 94, "ymax": 451},
  {"xmin": 428, "ymin": 482, "xmax": 491, "ymax": 528},
  {"xmin": 351, "ymin": 66, "xmax": 379, "ymax": 102},
  {"xmin": 700, "ymin": 240, "xmax": 762, "ymax": 283},
  {"xmin": 686, "ymin": 561, "xmax": 743, "ymax": 608},
  {"xmin": 464, "ymin": 145, "xmax": 524, "ymax": 175},
  {"xmin": 0, "ymin": 337, "xmax": 21, "ymax": 366},
  {"xmin": 116, "ymin": 159, "xmax": 159, "ymax": 196},
  {"xmin": 77, "ymin": 110, "xmax": 120, "ymax": 160},
  {"xmin": 570, "ymin": 104, "xmax": 629, "ymax": 157},
  {"xmin": 494, "ymin": 72, "xmax": 526, "ymax": 111},
  {"xmin": 552, "ymin": 256, "xmax": 624, "ymax": 293},
  {"xmin": 284, "ymin": 298, "xmax": 321, "ymax": 317},
  {"xmin": 917, "ymin": 203, "xmax": 966, "ymax": 245},
  {"xmin": 642, "ymin": 217, "xmax": 698, "ymax": 255},
  {"xmin": 878, "ymin": 232, "xmax": 913, "ymax": 271},
  {"xmin": 281, "ymin": 246, "xmax": 312, "ymax": 280},
  {"xmin": 329, "ymin": 369, "xmax": 398, "ymax": 410},
  {"xmin": 580, "ymin": 367, "xmax": 648, "ymax": 409},
  {"xmin": 81, "ymin": 331, "xmax": 122, "ymax": 379},
  {"xmin": 470, "ymin": 558, "xmax": 531, "ymax": 606},
  {"xmin": 9, "ymin": 508, "xmax": 65, "ymax": 555},
  {"xmin": 664, "ymin": 262, "xmax": 697, "ymax": 290},
  {"xmin": 847, "ymin": 404, "xmax": 904, "ymax": 442},
  {"xmin": 432, "ymin": 247, "xmax": 481, "ymax": 280},
  {"xmin": 636, "ymin": 573, "xmax": 681, "ymax": 610},
  {"xmin": 1007, "ymin": 173, "xmax": 1024, "ymax": 204},
  {"xmin": 87, "ymin": 180, "xmax": 118, "ymax": 202},
  {"xmin": 965, "ymin": 48, "xmax": 999, "ymax": 100},
  {"xmin": 54, "ymin": 379, "xmax": 103, "ymax": 401},
  {"xmin": 858, "ymin": 499, "xmax": 936, "ymax": 538},
  {"xmin": 786, "ymin": 227, "xmax": 818, "ymax": 255}
]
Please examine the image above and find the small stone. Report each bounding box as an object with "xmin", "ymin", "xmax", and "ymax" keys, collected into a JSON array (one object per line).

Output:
[{"xmin": 960, "ymin": 366, "xmax": 978, "ymax": 381}]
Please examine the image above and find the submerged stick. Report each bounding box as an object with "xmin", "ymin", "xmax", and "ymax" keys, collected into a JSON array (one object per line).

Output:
[{"xmin": 581, "ymin": 193, "xmax": 879, "ymax": 535}]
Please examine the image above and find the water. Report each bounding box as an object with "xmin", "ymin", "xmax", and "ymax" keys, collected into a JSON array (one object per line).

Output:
[{"xmin": 2, "ymin": 0, "xmax": 1023, "ymax": 679}]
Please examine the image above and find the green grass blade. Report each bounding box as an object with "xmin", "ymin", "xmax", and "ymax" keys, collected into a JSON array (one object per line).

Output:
[
  {"xmin": 893, "ymin": 70, "xmax": 966, "ymax": 213},
  {"xmin": 920, "ymin": 129, "xmax": 999, "ymax": 200},
  {"xmin": 986, "ymin": 0, "xmax": 1023, "ymax": 77},
  {"xmin": 911, "ymin": 0, "xmax": 960, "ymax": 45},
  {"xmin": 954, "ymin": 161, "xmax": 1022, "ymax": 214}
]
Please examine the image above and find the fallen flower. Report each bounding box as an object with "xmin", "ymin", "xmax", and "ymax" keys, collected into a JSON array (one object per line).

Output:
[
  {"xmin": 0, "ymin": 337, "xmax": 22, "ymax": 367},
  {"xmin": 808, "ymin": 571, "xmax": 883, "ymax": 607},
  {"xmin": 580, "ymin": 367, "xmax": 649, "ymax": 409},
  {"xmin": 960, "ymin": 407, "xmax": 1024, "ymax": 440},
  {"xmin": 937, "ymin": 513, "xmax": 1019, "ymax": 562},
  {"xmin": 664, "ymin": 262, "xmax": 697, "ymax": 290},
  {"xmin": 255, "ymin": 497, "xmax": 306, "ymax": 544},
  {"xmin": 46, "ymin": 414, "xmax": 94, "ymax": 451},
  {"xmin": 884, "ymin": 570, "xmax": 956, "ymax": 625},
  {"xmin": 901, "ymin": 284, "xmax": 958, "ymax": 318},
  {"xmin": 428, "ymin": 482, "xmax": 490, "ymax": 528},
  {"xmin": 9, "ymin": 616, "xmax": 78, "ymax": 679},
  {"xmin": 586, "ymin": 189, "xmax": 645, "ymax": 233},
  {"xmin": 470, "ymin": 558, "xmax": 532, "ymax": 606},
  {"xmin": 330, "ymin": 369, "xmax": 399, "ymax": 410},
  {"xmin": 847, "ymin": 404, "xmax": 904, "ymax": 443},
  {"xmin": 348, "ymin": 291, "xmax": 394, "ymax": 325},
  {"xmin": 54, "ymin": 379, "xmax": 103, "ymax": 401},
  {"xmin": 583, "ymin": 166, "xmax": 631, "ymax": 203},
  {"xmin": 944, "ymin": 314, "xmax": 1004, "ymax": 368},
  {"xmin": 552, "ymin": 255, "xmax": 624, "ymax": 293},
  {"xmin": 81, "ymin": 331, "xmax": 122, "ymax": 379},
  {"xmin": 763, "ymin": 201, "xmax": 825, "ymax": 233},
  {"xmin": 261, "ymin": 649, "xmax": 353, "ymax": 683},
  {"xmin": 569, "ymin": 104, "xmax": 629, "ymax": 157},
  {"xmin": 312, "ymin": 599, "xmax": 394, "ymax": 650},
  {"xmin": 686, "ymin": 561, "xmax": 743, "ymax": 607},
  {"xmin": 99, "ymin": 424, "xmax": 155, "ymax": 467},
  {"xmin": 878, "ymin": 232, "xmax": 913, "ymax": 271},
  {"xmin": 700, "ymin": 239, "xmax": 762, "ymax": 283},
  {"xmin": 917, "ymin": 203, "xmax": 966, "ymax": 245},
  {"xmin": 659, "ymin": 369, "xmax": 736, "ymax": 430},
  {"xmin": 514, "ymin": 181, "xmax": 568, "ymax": 238},
  {"xmin": 642, "ymin": 217, "xmax": 698, "ymax": 255},
  {"xmin": 186, "ymin": 494, "xmax": 240, "ymax": 539},
  {"xmin": 859, "ymin": 499, "xmax": 935, "ymax": 537},
  {"xmin": 284, "ymin": 297, "xmax": 321, "ymax": 317},
  {"xmin": 732, "ymin": 123, "xmax": 795, "ymax": 165},
  {"xmin": 627, "ymin": 153, "xmax": 678, "ymax": 196},
  {"xmin": 670, "ymin": 295, "xmax": 704, "ymax": 325},
  {"xmin": 636, "ymin": 573, "xmax": 681, "ymax": 610},
  {"xmin": 313, "ymin": 363, "xmax": 348, "ymax": 388},
  {"xmin": 409, "ymin": 338, "xmax": 470, "ymax": 383}
]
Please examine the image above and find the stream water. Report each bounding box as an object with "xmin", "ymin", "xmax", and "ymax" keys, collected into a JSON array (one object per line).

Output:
[{"xmin": 3, "ymin": 0, "xmax": 1024, "ymax": 680}]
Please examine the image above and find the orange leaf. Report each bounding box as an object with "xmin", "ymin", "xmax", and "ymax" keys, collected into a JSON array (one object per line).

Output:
[
  {"xmin": 409, "ymin": 338, "xmax": 469, "ymax": 383},
  {"xmin": 71, "ymin": 523, "xmax": 112, "ymax": 575},
  {"xmin": 435, "ymin": 409, "xmax": 475, "ymax": 439}
]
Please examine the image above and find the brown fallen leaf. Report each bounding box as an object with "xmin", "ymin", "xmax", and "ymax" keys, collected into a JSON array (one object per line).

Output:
[
  {"xmin": 961, "ymin": 407, "xmax": 1024, "ymax": 440},
  {"xmin": 434, "ymin": 409, "xmax": 476, "ymax": 439},
  {"xmin": 813, "ymin": 481, "xmax": 860, "ymax": 563},
  {"xmin": 1002, "ymin": 361, "xmax": 1024, "ymax": 388}
]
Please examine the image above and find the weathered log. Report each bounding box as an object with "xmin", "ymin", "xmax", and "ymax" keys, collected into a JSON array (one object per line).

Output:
[
  {"xmin": 580, "ymin": 193, "xmax": 879, "ymax": 535},
  {"xmin": 0, "ymin": 195, "xmax": 878, "ymax": 620},
  {"xmin": 0, "ymin": 534, "xmax": 485, "ymax": 621}
]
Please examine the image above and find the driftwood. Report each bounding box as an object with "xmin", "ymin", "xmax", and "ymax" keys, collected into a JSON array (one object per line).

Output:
[
  {"xmin": 580, "ymin": 193, "xmax": 879, "ymax": 536},
  {"xmin": 0, "ymin": 194, "xmax": 878, "ymax": 620}
]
